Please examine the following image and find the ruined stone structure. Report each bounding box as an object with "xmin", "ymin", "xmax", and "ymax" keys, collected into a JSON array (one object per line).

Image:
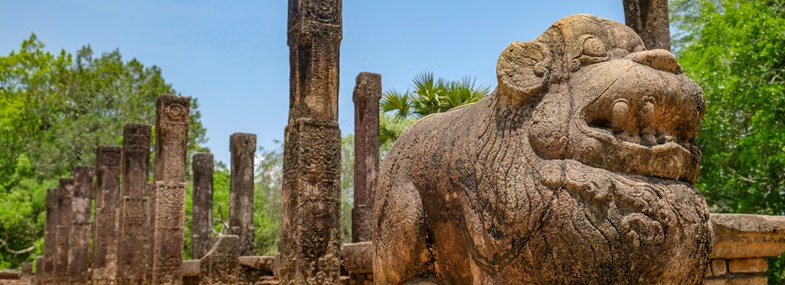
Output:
[
  {"xmin": 151, "ymin": 95, "xmax": 190, "ymax": 285},
  {"xmin": 191, "ymin": 153, "xmax": 215, "ymax": 260},
  {"xmin": 229, "ymin": 133, "xmax": 256, "ymax": 256},
  {"xmin": 117, "ymin": 124, "xmax": 152, "ymax": 285},
  {"xmin": 351, "ymin": 72, "xmax": 381, "ymax": 243},
  {"xmin": 623, "ymin": 0, "xmax": 670, "ymax": 51},
  {"xmin": 92, "ymin": 146, "xmax": 122, "ymax": 285},
  {"xmin": 278, "ymin": 0, "xmax": 343, "ymax": 284},
  {"xmin": 198, "ymin": 235, "xmax": 240, "ymax": 285},
  {"xmin": 42, "ymin": 188, "xmax": 59, "ymax": 285},
  {"xmin": 54, "ymin": 179, "xmax": 74, "ymax": 284},
  {"xmin": 373, "ymin": 15, "xmax": 711, "ymax": 284},
  {"xmin": 68, "ymin": 166, "xmax": 94, "ymax": 285}
]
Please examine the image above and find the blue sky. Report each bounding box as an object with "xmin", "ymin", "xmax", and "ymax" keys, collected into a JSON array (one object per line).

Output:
[{"xmin": 0, "ymin": 1, "xmax": 624, "ymax": 164}]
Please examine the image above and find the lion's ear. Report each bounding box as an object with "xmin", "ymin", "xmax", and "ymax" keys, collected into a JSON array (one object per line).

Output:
[{"xmin": 496, "ymin": 41, "xmax": 552, "ymax": 104}]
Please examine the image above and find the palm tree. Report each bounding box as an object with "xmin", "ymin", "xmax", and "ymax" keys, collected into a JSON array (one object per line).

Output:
[{"xmin": 379, "ymin": 72, "xmax": 491, "ymax": 148}]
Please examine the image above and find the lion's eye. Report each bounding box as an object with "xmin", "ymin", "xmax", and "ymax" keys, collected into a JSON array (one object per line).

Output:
[
  {"xmin": 574, "ymin": 35, "xmax": 610, "ymax": 67},
  {"xmin": 582, "ymin": 37, "xmax": 608, "ymax": 58}
]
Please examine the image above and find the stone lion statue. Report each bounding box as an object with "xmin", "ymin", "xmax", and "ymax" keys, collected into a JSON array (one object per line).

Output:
[{"xmin": 373, "ymin": 14, "xmax": 711, "ymax": 284}]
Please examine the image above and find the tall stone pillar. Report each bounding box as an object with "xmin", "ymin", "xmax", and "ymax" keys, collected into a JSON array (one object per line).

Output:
[
  {"xmin": 69, "ymin": 166, "xmax": 94, "ymax": 285},
  {"xmin": 191, "ymin": 153, "xmax": 214, "ymax": 259},
  {"xmin": 151, "ymin": 95, "xmax": 190, "ymax": 285},
  {"xmin": 117, "ymin": 124, "xmax": 152, "ymax": 285},
  {"xmin": 145, "ymin": 182, "xmax": 155, "ymax": 285},
  {"xmin": 622, "ymin": 0, "xmax": 671, "ymax": 51},
  {"xmin": 55, "ymin": 178, "xmax": 74, "ymax": 284},
  {"xmin": 229, "ymin": 133, "xmax": 256, "ymax": 256},
  {"xmin": 278, "ymin": 0, "xmax": 343, "ymax": 283},
  {"xmin": 92, "ymin": 146, "xmax": 122, "ymax": 285},
  {"xmin": 351, "ymin": 72, "xmax": 381, "ymax": 243},
  {"xmin": 34, "ymin": 256, "xmax": 43, "ymax": 285},
  {"xmin": 43, "ymin": 188, "xmax": 59, "ymax": 284}
]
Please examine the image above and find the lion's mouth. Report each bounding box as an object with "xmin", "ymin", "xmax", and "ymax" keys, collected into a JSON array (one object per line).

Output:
[{"xmin": 570, "ymin": 116, "xmax": 700, "ymax": 183}]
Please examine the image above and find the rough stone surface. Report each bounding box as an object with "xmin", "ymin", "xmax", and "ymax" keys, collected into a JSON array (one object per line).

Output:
[
  {"xmin": 145, "ymin": 182, "xmax": 155, "ymax": 285},
  {"xmin": 724, "ymin": 277, "xmax": 767, "ymax": 285},
  {"xmin": 711, "ymin": 259, "xmax": 727, "ymax": 276},
  {"xmin": 34, "ymin": 257, "xmax": 42, "ymax": 285},
  {"xmin": 191, "ymin": 153, "xmax": 215, "ymax": 259},
  {"xmin": 352, "ymin": 72, "xmax": 381, "ymax": 243},
  {"xmin": 198, "ymin": 235, "xmax": 239, "ymax": 285},
  {"xmin": 229, "ymin": 133, "xmax": 256, "ymax": 256},
  {"xmin": 278, "ymin": 0, "xmax": 343, "ymax": 284},
  {"xmin": 117, "ymin": 124, "xmax": 152, "ymax": 285},
  {"xmin": 55, "ymin": 179, "xmax": 74, "ymax": 284},
  {"xmin": 42, "ymin": 188, "xmax": 59, "ymax": 284},
  {"xmin": 704, "ymin": 279, "xmax": 726, "ymax": 285},
  {"xmin": 92, "ymin": 145, "xmax": 122, "ymax": 285},
  {"xmin": 151, "ymin": 95, "xmax": 190, "ymax": 285},
  {"xmin": 373, "ymin": 15, "xmax": 711, "ymax": 284},
  {"xmin": 20, "ymin": 262, "xmax": 31, "ymax": 281},
  {"xmin": 728, "ymin": 258, "xmax": 768, "ymax": 273},
  {"xmin": 622, "ymin": 0, "xmax": 670, "ymax": 51},
  {"xmin": 711, "ymin": 214, "xmax": 785, "ymax": 259},
  {"xmin": 68, "ymin": 166, "xmax": 94, "ymax": 285},
  {"xmin": 342, "ymin": 242, "xmax": 372, "ymax": 274}
]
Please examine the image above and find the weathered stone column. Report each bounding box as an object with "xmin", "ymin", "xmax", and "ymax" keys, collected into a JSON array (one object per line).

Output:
[
  {"xmin": 622, "ymin": 0, "xmax": 670, "ymax": 51},
  {"xmin": 351, "ymin": 72, "xmax": 381, "ymax": 243},
  {"xmin": 117, "ymin": 124, "xmax": 152, "ymax": 285},
  {"xmin": 198, "ymin": 235, "xmax": 240, "ymax": 285},
  {"xmin": 92, "ymin": 146, "xmax": 122, "ymax": 285},
  {"xmin": 21, "ymin": 261, "xmax": 32, "ymax": 281},
  {"xmin": 68, "ymin": 166, "xmax": 94, "ymax": 285},
  {"xmin": 278, "ymin": 0, "xmax": 343, "ymax": 283},
  {"xmin": 191, "ymin": 153, "xmax": 214, "ymax": 259},
  {"xmin": 34, "ymin": 256, "xmax": 42, "ymax": 285},
  {"xmin": 151, "ymin": 95, "xmax": 190, "ymax": 285},
  {"xmin": 55, "ymin": 178, "xmax": 74, "ymax": 284},
  {"xmin": 145, "ymin": 182, "xmax": 155, "ymax": 285},
  {"xmin": 42, "ymin": 188, "xmax": 59, "ymax": 284},
  {"xmin": 229, "ymin": 133, "xmax": 256, "ymax": 256}
]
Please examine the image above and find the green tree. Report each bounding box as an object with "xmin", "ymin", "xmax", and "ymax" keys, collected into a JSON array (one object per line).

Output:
[
  {"xmin": 380, "ymin": 72, "xmax": 490, "ymax": 148},
  {"xmin": 0, "ymin": 34, "xmax": 208, "ymax": 268},
  {"xmin": 672, "ymin": 0, "xmax": 785, "ymax": 214},
  {"xmin": 672, "ymin": 0, "xmax": 785, "ymax": 283}
]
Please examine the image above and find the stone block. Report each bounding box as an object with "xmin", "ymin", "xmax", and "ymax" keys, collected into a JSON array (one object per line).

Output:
[
  {"xmin": 712, "ymin": 214, "xmax": 785, "ymax": 259},
  {"xmin": 726, "ymin": 276, "xmax": 767, "ymax": 285},
  {"xmin": 728, "ymin": 258, "xmax": 768, "ymax": 273},
  {"xmin": 711, "ymin": 259, "xmax": 727, "ymax": 276},
  {"xmin": 704, "ymin": 279, "xmax": 726, "ymax": 285}
]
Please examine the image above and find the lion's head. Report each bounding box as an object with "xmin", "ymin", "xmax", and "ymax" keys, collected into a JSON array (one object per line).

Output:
[{"xmin": 497, "ymin": 14, "xmax": 705, "ymax": 183}]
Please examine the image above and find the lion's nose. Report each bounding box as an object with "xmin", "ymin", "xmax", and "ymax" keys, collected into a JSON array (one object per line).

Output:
[{"xmin": 626, "ymin": 49, "xmax": 682, "ymax": 74}]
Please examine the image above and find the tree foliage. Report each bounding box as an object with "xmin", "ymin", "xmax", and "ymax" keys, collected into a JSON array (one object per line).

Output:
[
  {"xmin": 0, "ymin": 34, "xmax": 207, "ymax": 268},
  {"xmin": 379, "ymin": 72, "xmax": 490, "ymax": 148},
  {"xmin": 672, "ymin": 0, "xmax": 785, "ymax": 214},
  {"xmin": 672, "ymin": 1, "xmax": 785, "ymax": 283}
]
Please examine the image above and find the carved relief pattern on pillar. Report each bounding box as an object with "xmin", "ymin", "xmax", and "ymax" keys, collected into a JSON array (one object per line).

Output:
[
  {"xmin": 151, "ymin": 95, "xmax": 190, "ymax": 285},
  {"xmin": 92, "ymin": 146, "xmax": 122, "ymax": 285}
]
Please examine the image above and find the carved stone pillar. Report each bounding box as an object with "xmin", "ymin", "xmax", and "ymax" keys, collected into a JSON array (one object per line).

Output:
[
  {"xmin": 151, "ymin": 95, "xmax": 190, "ymax": 285},
  {"xmin": 92, "ymin": 146, "xmax": 122, "ymax": 285},
  {"xmin": 55, "ymin": 178, "xmax": 74, "ymax": 284},
  {"xmin": 230, "ymin": 133, "xmax": 256, "ymax": 256},
  {"xmin": 191, "ymin": 153, "xmax": 215, "ymax": 259},
  {"xmin": 68, "ymin": 166, "xmax": 94, "ymax": 285},
  {"xmin": 622, "ymin": 0, "xmax": 671, "ymax": 51},
  {"xmin": 278, "ymin": 0, "xmax": 343, "ymax": 283},
  {"xmin": 42, "ymin": 188, "xmax": 59, "ymax": 285},
  {"xmin": 352, "ymin": 72, "xmax": 381, "ymax": 243},
  {"xmin": 117, "ymin": 124, "xmax": 151, "ymax": 285}
]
